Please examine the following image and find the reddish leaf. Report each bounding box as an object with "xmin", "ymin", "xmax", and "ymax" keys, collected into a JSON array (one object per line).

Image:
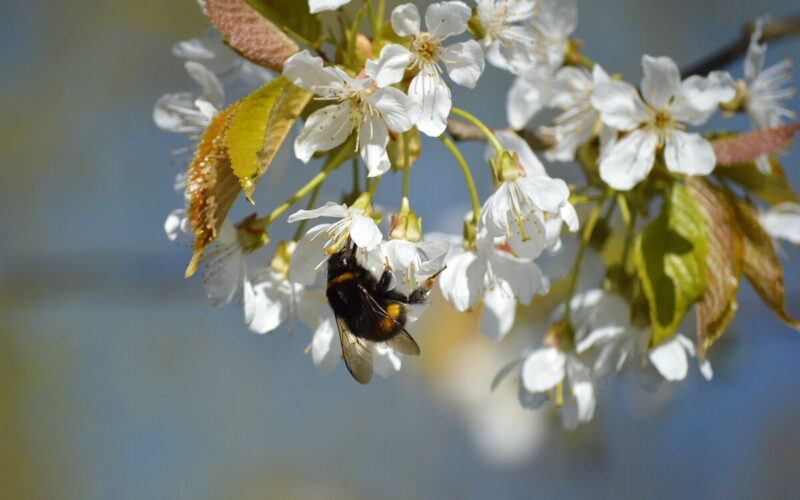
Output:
[
  {"xmin": 711, "ymin": 124, "xmax": 800, "ymax": 166},
  {"xmin": 686, "ymin": 178, "xmax": 744, "ymax": 359},
  {"xmin": 185, "ymin": 103, "xmax": 242, "ymax": 278},
  {"xmin": 204, "ymin": 0, "xmax": 299, "ymax": 72}
]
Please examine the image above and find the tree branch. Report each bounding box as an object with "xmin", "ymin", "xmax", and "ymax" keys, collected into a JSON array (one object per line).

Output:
[{"xmin": 681, "ymin": 13, "xmax": 800, "ymax": 76}]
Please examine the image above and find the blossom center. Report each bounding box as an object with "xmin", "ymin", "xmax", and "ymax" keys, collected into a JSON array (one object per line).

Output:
[{"xmin": 410, "ymin": 32, "xmax": 442, "ymax": 67}]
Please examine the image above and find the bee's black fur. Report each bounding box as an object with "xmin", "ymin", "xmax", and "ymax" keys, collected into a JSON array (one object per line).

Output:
[{"xmin": 326, "ymin": 244, "xmax": 424, "ymax": 343}]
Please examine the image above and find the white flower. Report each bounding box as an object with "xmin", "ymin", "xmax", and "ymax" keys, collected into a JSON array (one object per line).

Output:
[
  {"xmin": 243, "ymin": 266, "xmax": 304, "ymax": 335},
  {"xmin": 374, "ymin": 1, "xmax": 485, "ymax": 136},
  {"xmin": 527, "ymin": 0, "xmax": 577, "ymax": 71},
  {"xmin": 644, "ymin": 333, "xmax": 713, "ymax": 387},
  {"xmin": 439, "ymin": 229, "xmax": 547, "ymax": 341},
  {"xmin": 520, "ymin": 345, "xmax": 596, "ymax": 430},
  {"xmin": 596, "ymin": 326, "xmax": 713, "ymax": 390},
  {"xmin": 476, "ymin": 0, "xmax": 538, "ymax": 75},
  {"xmin": 287, "ymin": 200, "xmax": 383, "ymax": 285},
  {"xmin": 539, "ymin": 64, "xmax": 616, "ymax": 162},
  {"xmin": 505, "ymin": 66, "xmax": 562, "ymax": 129},
  {"xmin": 283, "ymin": 50, "xmax": 420, "ymax": 177},
  {"xmin": 741, "ymin": 17, "xmax": 797, "ymax": 173},
  {"xmin": 743, "ymin": 17, "xmax": 797, "ymax": 131},
  {"xmin": 308, "ymin": 0, "xmax": 351, "ymax": 14},
  {"xmin": 381, "ymin": 239, "xmax": 450, "ymax": 300},
  {"xmin": 759, "ymin": 202, "xmax": 800, "ymax": 245},
  {"xmin": 153, "ymin": 61, "xmax": 224, "ymax": 140},
  {"xmin": 479, "ymin": 131, "xmax": 578, "ymax": 259},
  {"xmin": 592, "ymin": 55, "xmax": 736, "ymax": 190}
]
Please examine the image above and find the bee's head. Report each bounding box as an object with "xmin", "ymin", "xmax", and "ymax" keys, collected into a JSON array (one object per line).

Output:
[{"xmin": 327, "ymin": 242, "xmax": 358, "ymax": 275}]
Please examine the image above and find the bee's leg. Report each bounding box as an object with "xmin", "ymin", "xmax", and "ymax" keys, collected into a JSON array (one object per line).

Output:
[
  {"xmin": 377, "ymin": 256, "xmax": 393, "ymax": 292},
  {"xmin": 407, "ymin": 266, "xmax": 447, "ymax": 304}
]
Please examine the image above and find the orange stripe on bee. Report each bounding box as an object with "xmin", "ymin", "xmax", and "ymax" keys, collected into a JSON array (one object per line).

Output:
[
  {"xmin": 385, "ymin": 303, "xmax": 402, "ymax": 319},
  {"xmin": 379, "ymin": 316, "xmax": 395, "ymax": 331},
  {"xmin": 326, "ymin": 272, "xmax": 356, "ymax": 289}
]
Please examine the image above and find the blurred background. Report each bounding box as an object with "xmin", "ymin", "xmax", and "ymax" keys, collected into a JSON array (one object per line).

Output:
[{"xmin": 2, "ymin": 1, "xmax": 800, "ymax": 498}]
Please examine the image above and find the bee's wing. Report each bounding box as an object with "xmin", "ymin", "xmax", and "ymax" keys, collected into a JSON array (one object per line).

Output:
[
  {"xmin": 360, "ymin": 291, "xmax": 421, "ymax": 356},
  {"xmin": 336, "ymin": 316, "xmax": 373, "ymax": 384},
  {"xmin": 382, "ymin": 328, "xmax": 421, "ymax": 356}
]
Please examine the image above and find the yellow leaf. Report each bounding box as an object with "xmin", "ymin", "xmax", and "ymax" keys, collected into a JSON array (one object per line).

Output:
[
  {"xmin": 185, "ymin": 103, "xmax": 242, "ymax": 278},
  {"xmin": 227, "ymin": 76, "xmax": 311, "ymax": 201}
]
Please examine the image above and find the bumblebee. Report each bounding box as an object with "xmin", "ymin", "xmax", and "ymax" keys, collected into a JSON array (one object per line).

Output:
[{"xmin": 326, "ymin": 243, "xmax": 444, "ymax": 384}]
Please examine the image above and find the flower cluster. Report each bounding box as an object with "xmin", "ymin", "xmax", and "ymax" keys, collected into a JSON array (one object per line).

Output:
[{"xmin": 154, "ymin": 0, "xmax": 800, "ymax": 430}]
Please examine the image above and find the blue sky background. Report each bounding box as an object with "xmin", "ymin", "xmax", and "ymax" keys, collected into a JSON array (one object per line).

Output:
[{"xmin": 2, "ymin": 1, "xmax": 799, "ymax": 499}]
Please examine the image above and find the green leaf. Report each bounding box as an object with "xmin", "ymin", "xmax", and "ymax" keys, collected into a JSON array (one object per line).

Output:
[
  {"xmin": 185, "ymin": 102, "xmax": 242, "ymax": 278},
  {"xmin": 244, "ymin": 0, "xmax": 324, "ymax": 48},
  {"xmin": 686, "ymin": 178, "xmax": 744, "ymax": 359},
  {"xmin": 635, "ymin": 183, "xmax": 708, "ymax": 346},
  {"xmin": 732, "ymin": 199, "xmax": 800, "ymax": 329},
  {"xmin": 204, "ymin": 0, "xmax": 300, "ymax": 72},
  {"xmin": 716, "ymin": 157, "xmax": 799, "ymax": 205},
  {"xmin": 227, "ymin": 76, "xmax": 312, "ymax": 201}
]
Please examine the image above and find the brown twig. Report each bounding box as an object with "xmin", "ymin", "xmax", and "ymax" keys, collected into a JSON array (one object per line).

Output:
[{"xmin": 681, "ymin": 13, "xmax": 800, "ymax": 76}]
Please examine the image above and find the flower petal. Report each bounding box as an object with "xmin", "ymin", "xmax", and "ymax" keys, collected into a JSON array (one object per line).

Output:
[
  {"xmin": 489, "ymin": 250, "xmax": 545, "ymax": 305},
  {"xmin": 599, "ymin": 129, "xmax": 658, "ymax": 191},
  {"xmin": 521, "ymin": 347, "xmax": 566, "ymax": 393},
  {"xmin": 349, "ymin": 213, "xmax": 383, "ymax": 250},
  {"xmin": 204, "ymin": 251, "xmax": 244, "ymax": 308},
  {"xmin": 408, "ymin": 68, "xmax": 451, "ymax": 137},
  {"xmin": 184, "ymin": 61, "xmax": 225, "ymax": 110},
  {"xmin": 172, "ymin": 36, "xmax": 238, "ymax": 73},
  {"xmin": 516, "ymin": 176, "xmax": 570, "ymax": 212},
  {"xmin": 359, "ymin": 115, "xmax": 391, "ymax": 176},
  {"xmin": 759, "ymin": 202, "xmax": 800, "ymax": 244},
  {"xmin": 282, "ymin": 50, "xmax": 344, "ymax": 95},
  {"xmin": 391, "ymin": 2, "xmax": 421, "ymax": 37},
  {"xmin": 566, "ymin": 356, "xmax": 595, "ymax": 423},
  {"xmin": 505, "ymin": 68, "xmax": 555, "ymax": 129},
  {"xmin": 480, "ymin": 280, "xmax": 517, "ymax": 341},
  {"xmin": 663, "ymin": 129, "xmax": 716, "ymax": 176},
  {"xmin": 673, "ymin": 71, "xmax": 736, "ymax": 125},
  {"xmin": 294, "ymin": 102, "xmax": 353, "ymax": 162},
  {"xmin": 439, "ymin": 40, "xmax": 485, "ymax": 88},
  {"xmin": 308, "ymin": 0, "xmax": 351, "ymax": 14},
  {"xmin": 164, "ymin": 209, "xmax": 190, "ymax": 242},
  {"xmin": 426, "ymin": 1, "xmax": 472, "ymax": 40},
  {"xmin": 288, "ymin": 201, "xmax": 349, "ymax": 223},
  {"xmin": 648, "ymin": 335, "xmax": 689, "ymax": 381},
  {"xmin": 365, "ymin": 43, "xmax": 413, "ymax": 88},
  {"xmin": 641, "ymin": 55, "xmax": 680, "ymax": 109},
  {"xmin": 289, "ymin": 224, "xmax": 330, "ymax": 286},
  {"xmin": 439, "ymin": 249, "xmax": 484, "ymax": 311},
  {"xmin": 591, "ymin": 80, "xmax": 649, "ymax": 131},
  {"xmin": 369, "ymin": 86, "xmax": 420, "ymax": 132},
  {"xmin": 243, "ymin": 278, "xmax": 284, "ymax": 334},
  {"xmin": 311, "ymin": 317, "xmax": 342, "ymax": 373}
]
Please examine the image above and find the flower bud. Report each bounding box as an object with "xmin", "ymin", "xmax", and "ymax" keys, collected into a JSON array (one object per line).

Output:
[
  {"xmin": 270, "ymin": 240, "xmax": 295, "ymax": 277},
  {"xmin": 389, "ymin": 198, "xmax": 422, "ymax": 242},
  {"xmin": 235, "ymin": 213, "xmax": 269, "ymax": 253}
]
